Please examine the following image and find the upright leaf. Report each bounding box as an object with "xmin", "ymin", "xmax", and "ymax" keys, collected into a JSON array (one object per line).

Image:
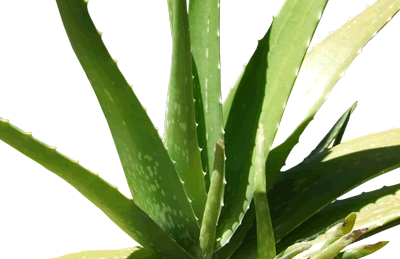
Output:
[
  {"xmin": 253, "ymin": 124, "xmax": 276, "ymax": 259},
  {"xmin": 167, "ymin": 0, "xmax": 173, "ymax": 34},
  {"xmin": 55, "ymin": 0, "xmax": 199, "ymax": 255},
  {"xmin": 189, "ymin": 0, "xmax": 223, "ymax": 192},
  {"xmin": 199, "ymin": 140, "xmax": 225, "ymax": 259},
  {"xmin": 214, "ymin": 0, "xmax": 329, "ymax": 251},
  {"xmin": 164, "ymin": 0, "xmax": 208, "ymax": 226}
]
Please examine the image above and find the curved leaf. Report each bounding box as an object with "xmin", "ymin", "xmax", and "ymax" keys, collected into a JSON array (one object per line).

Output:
[
  {"xmin": 231, "ymin": 128, "xmax": 400, "ymax": 258},
  {"xmin": 333, "ymin": 241, "xmax": 389, "ymax": 259},
  {"xmin": 277, "ymin": 183, "xmax": 400, "ymax": 257},
  {"xmin": 55, "ymin": 0, "xmax": 199, "ymax": 254},
  {"xmin": 0, "ymin": 118, "xmax": 192, "ymax": 259},
  {"xmin": 264, "ymin": 0, "xmax": 400, "ymax": 187},
  {"xmin": 271, "ymin": 128, "xmax": 400, "ymax": 243},
  {"xmin": 276, "ymin": 242, "xmax": 312, "ymax": 259}
]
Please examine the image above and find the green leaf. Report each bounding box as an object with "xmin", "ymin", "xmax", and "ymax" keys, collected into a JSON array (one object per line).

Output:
[
  {"xmin": 213, "ymin": 200, "xmax": 256, "ymax": 259},
  {"xmin": 333, "ymin": 241, "xmax": 389, "ymax": 259},
  {"xmin": 222, "ymin": 64, "xmax": 245, "ymax": 129},
  {"xmin": 55, "ymin": 0, "xmax": 199, "ymax": 255},
  {"xmin": 215, "ymin": 0, "xmax": 329, "ymax": 251},
  {"xmin": 167, "ymin": 0, "xmax": 173, "ymax": 34},
  {"xmin": 304, "ymin": 101, "xmax": 357, "ymax": 161},
  {"xmin": 253, "ymin": 124, "xmax": 276, "ymax": 259},
  {"xmin": 275, "ymin": 242, "xmax": 311, "ymax": 259},
  {"xmin": 189, "ymin": 0, "xmax": 223, "ymax": 192},
  {"xmin": 277, "ymin": 182, "xmax": 400, "ymax": 257},
  {"xmin": 164, "ymin": 0, "xmax": 208, "ymax": 226},
  {"xmin": 233, "ymin": 128, "xmax": 400, "ymax": 258},
  {"xmin": 306, "ymin": 212, "xmax": 357, "ymax": 259},
  {"xmin": 49, "ymin": 246, "xmax": 156, "ymax": 259},
  {"xmin": 263, "ymin": 0, "xmax": 400, "ymax": 189},
  {"xmin": 310, "ymin": 228, "xmax": 368, "ymax": 259},
  {"xmin": 318, "ymin": 213, "xmax": 357, "ymax": 251},
  {"xmin": 270, "ymin": 128, "xmax": 400, "ymax": 243},
  {"xmin": 0, "ymin": 118, "xmax": 192, "ymax": 259},
  {"xmin": 199, "ymin": 139, "xmax": 225, "ymax": 259}
]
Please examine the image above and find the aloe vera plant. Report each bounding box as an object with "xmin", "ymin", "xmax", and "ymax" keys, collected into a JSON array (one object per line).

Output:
[{"xmin": 1, "ymin": 0, "xmax": 400, "ymax": 258}]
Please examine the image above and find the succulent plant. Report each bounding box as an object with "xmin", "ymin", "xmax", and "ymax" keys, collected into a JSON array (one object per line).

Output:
[{"xmin": 1, "ymin": 0, "xmax": 400, "ymax": 259}]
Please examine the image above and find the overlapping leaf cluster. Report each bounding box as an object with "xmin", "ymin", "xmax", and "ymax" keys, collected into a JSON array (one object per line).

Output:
[{"xmin": 1, "ymin": 0, "xmax": 400, "ymax": 258}]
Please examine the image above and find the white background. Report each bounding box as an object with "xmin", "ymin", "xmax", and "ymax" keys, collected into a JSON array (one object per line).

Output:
[{"xmin": 0, "ymin": 0, "xmax": 399, "ymax": 258}]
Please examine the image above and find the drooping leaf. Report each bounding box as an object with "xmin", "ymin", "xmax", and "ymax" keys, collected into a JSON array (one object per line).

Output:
[
  {"xmin": 164, "ymin": 0, "xmax": 207, "ymax": 226},
  {"xmin": 0, "ymin": 118, "xmax": 192, "ymax": 259},
  {"xmin": 55, "ymin": 0, "xmax": 199, "ymax": 255}
]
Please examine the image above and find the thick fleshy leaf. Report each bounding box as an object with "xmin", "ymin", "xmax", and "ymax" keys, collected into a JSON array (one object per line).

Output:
[
  {"xmin": 333, "ymin": 241, "xmax": 389, "ymax": 259},
  {"xmin": 267, "ymin": 100, "xmax": 357, "ymax": 193},
  {"xmin": 55, "ymin": 0, "xmax": 199, "ymax": 254},
  {"xmin": 306, "ymin": 213, "xmax": 357, "ymax": 259},
  {"xmin": 263, "ymin": 0, "xmax": 400, "ymax": 188},
  {"xmin": 275, "ymin": 242, "xmax": 311, "ymax": 259},
  {"xmin": 214, "ymin": 0, "xmax": 329, "ymax": 251},
  {"xmin": 213, "ymin": 200, "xmax": 256, "ymax": 259},
  {"xmin": 276, "ymin": 182, "xmax": 400, "ymax": 257},
  {"xmin": 0, "ymin": 118, "xmax": 192, "ymax": 259},
  {"xmin": 49, "ymin": 246, "xmax": 155, "ymax": 259},
  {"xmin": 318, "ymin": 213, "xmax": 357, "ymax": 251},
  {"xmin": 164, "ymin": 0, "xmax": 207, "ymax": 226},
  {"xmin": 253, "ymin": 124, "xmax": 276, "ymax": 259},
  {"xmin": 271, "ymin": 128, "xmax": 400, "ymax": 242},
  {"xmin": 199, "ymin": 140, "xmax": 225, "ymax": 259},
  {"xmin": 189, "ymin": 0, "xmax": 224, "ymax": 192},
  {"xmin": 231, "ymin": 128, "xmax": 400, "ymax": 258},
  {"xmin": 310, "ymin": 228, "xmax": 368, "ymax": 259},
  {"xmin": 304, "ymin": 101, "xmax": 357, "ymax": 161}
]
